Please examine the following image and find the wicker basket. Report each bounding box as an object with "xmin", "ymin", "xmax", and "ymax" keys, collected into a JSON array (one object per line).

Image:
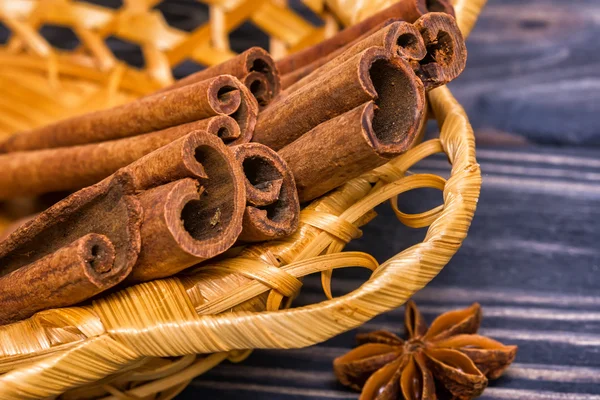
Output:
[{"xmin": 0, "ymin": 0, "xmax": 486, "ymax": 398}]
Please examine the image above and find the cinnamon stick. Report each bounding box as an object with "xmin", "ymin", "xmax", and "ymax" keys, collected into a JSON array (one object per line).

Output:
[
  {"xmin": 0, "ymin": 116, "xmax": 239, "ymax": 198},
  {"xmin": 230, "ymin": 82, "xmax": 259, "ymax": 145},
  {"xmin": 0, "ymin": 172, "xmax": 142, "ymax": 319},
  {"xmin": 276, "ymin": 0, "xmax": 454, "ymax": 75},
  {"xmin": 156, "ymin": 47, "xmax": 280, "ymax": 107},
  {"xmin": 127, "ymin": 132, "xmax": 246, "ymax": 282},
  {"xmin": 0, "ymin": 75, "xmax": 244, "ymax": 152},
  {"xmin": 0, "ymin": 233, "xmax": 117, "ymax": 325},
  {"xmin": 254, "ymin": 47, "xmax": 422, "ymax": 151},
  {"xmin": 413, "ymin": 12, "xmax": 467, "ymax": 89},
  {"xmin": 282, "ymin": 20, "xmax": 426, "ymax": 91},
  {"xmin": 279, "ymin": 98, "xmax": 422, "ymax": 203},
  {"xmin": 283, "ymin": 13, "xmax": 466, "ymax": 92},
  {"xmin": 231, "ymin": 143, "xmax": 300, "ymax": 242}
]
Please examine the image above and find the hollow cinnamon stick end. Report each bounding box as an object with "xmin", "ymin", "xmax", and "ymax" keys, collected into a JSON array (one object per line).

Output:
[
  {"xmin": 230, "ymin": 83, "xmax": 259, "ymax": 145},
  {"xmin": 206, "ymin": 115, "xmax": 242, "ymax": 144},
  {"xmin": 414, "ymin": 12, "xmax": 467, "ymax": 89},
  {"xmin": 0, "ymin": 233, "xmax": 118, "ymax": 325},
  {"xmin": 416, "ymin": 0, "xmax": 456, "ymax": 18},
  {"xmin": 130, "ymin": 133, "xmax": 246, "ymax": 282},
  {"xmin": 163, "ymin": 132, "xmax": 247, "ymax": 257},
  {"xmin": 208, "ymin": 75, "xmax": 243, "ymax": 115},
  {"xmin": 233, "ymin": 144, "xmax": 299, "ymax": 243},
  {"xmin": 244, "ymin": 72, "xmax": 272, "ymax": 108},
  {"xmin": 80, "ymin": 233, "xmax": 117, "ymax": 286},
  {"xmin": 244, "ymin": 47, "xmax": 281, "ymax": 106},
  {"xmin": 390, "ymin": 22, "xmax": 427, "ymax": 61},
  {"xmin": 369, "ymin": 62, "xmax": 426, "ymax": 156}
]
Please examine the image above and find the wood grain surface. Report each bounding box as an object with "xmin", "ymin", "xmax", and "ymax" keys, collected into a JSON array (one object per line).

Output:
[{"xmin": 449, "ymin": 0, "xmax": 600, "ymax": 146}]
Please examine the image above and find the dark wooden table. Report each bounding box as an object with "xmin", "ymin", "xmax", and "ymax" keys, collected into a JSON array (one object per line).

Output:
[{"xmin": 451, "ymin": 0, "xmax": 600, "ymax": 147}]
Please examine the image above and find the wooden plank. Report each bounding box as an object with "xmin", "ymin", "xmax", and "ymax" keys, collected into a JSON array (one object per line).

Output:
[{"xmin": 449, "ymin": 0, "xmax": 600, "ymax": 145}]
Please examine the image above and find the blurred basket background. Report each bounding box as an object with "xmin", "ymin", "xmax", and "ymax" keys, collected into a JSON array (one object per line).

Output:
[{"xmin": 0, "ymin": 0, "xmax": 485, "ymax": 399}]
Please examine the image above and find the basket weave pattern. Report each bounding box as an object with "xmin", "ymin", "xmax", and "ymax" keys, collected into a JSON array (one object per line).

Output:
[
  {"xmin": 0, "ymin": 0, "xmax": 342, "ymax": 137},
  {"xmin": 0, "ymin": 0, "xmax": 486, "ymax": 398}
]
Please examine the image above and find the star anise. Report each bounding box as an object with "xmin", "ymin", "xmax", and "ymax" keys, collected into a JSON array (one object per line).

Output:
[{"xmin": 333, "ymin": 301, "xmax": 517, "ymax": 400}]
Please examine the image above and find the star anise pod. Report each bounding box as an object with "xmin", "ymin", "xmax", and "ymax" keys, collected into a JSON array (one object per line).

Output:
[{"xmin": 333, "ymin": 301, "xmax": 517, "ymax": 400}]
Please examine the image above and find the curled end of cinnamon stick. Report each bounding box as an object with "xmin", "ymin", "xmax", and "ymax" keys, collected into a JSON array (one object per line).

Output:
[
  {"xmin": 171, "ymin": 132, "xmax": 246, "ymax": 257},
  {"xmin": 357, "ymin": 48, "xmax": 426, "ymax": 156},
  {"xmin": 208, "ymin": 75, "xmax": 243, "ymax": 114},
  {"xmin": 130, "ymin": 133, "xmax": 246, "ymax": 281},
  {"xmin": 233, "ymin": 143, "xmax": 299, "ymax": 243},
  {"xmin": 413, "ymin": 12, "xmax": 467, "ymax": 89},
  {"xmin": 205, "ymin": 115, "xmax": 243, "ymax": 144},
  {"xmin": 244, "ymin": 72, "xmax": 272, "ymax": 108},
  {"xmin": 416, "ymin": 0, "xmax": 456, "ymax": 18},
  {"xmin": 80, "ymin": 233, "xmax": 117, "ymax": 286},
  {"xmin": 0, "ymin": 233, "xmax": 120, "ymax": 325},
  {"xmin": 230, "ymin": 83, "xmax": 259, "ymax": 145},
  {"xmin": 387, "ymin": 22, "xmax": 427, "ymax": 61},
  {"xmin": 124, "ymin": 130, "xmax": 213, "ymax": 190},
  {"xmin": 244, "ymin": 47, "xmax": 281, "ymax": 106}
]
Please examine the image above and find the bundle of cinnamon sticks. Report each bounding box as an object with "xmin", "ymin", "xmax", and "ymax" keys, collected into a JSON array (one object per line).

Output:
[{"xmin": 0, "ymin": 0, "xmax": 466, "ymax": 326}]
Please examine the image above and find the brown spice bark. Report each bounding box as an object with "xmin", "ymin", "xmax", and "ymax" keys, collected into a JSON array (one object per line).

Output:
[
  {"xmin": 283, "ymin": 13, "xmax": 466, "ymax": 92},
  {"xmin": 127, "ymin": 132, "xmax": 246, "ymax": 282},
  {"xmin": 280, "ymin": 81, "xmax": 424, "ymax": 202},
  {"xmin": 254, "ymin": 47, "xmax": 423, "ymax": 151},
  {"xmin": 0, "ymin": 116, "xmax": 239, "ymax": 198},
  {"xmin": 413, "ymin": 12, "xmax": 467, "ymax": 89},
  {"xmin": 282, "ymin": 20, "xmax": 426, "ymax": 91},
  {"xmin": 276, "ymin": 0, "xmax": 454, "ymax": 75},
  {"xmin": 0, "ymin": 172, "xmax": 142, "ymax": 312},
  {"xmin": 231, "ymin": 143, "xmax": 300, "ymax": 242},
  {"xmin": 0, "ymin": 233, "xmax": 117, "ymax": 325},
  {"xmin": 0, "ymin": 75, "xmax": 243, "ymax": 152},
  {"xmin": 230, "ymin": 82, "xmax": 259, "ymax": 144},
  {"xmin": 155, "ymin": 47, "xmax": 280, "ymax": 107}
]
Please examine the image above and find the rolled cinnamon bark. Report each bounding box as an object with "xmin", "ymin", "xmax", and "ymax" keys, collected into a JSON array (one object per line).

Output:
[
  {"xmin": 282, "ymin": 20, "xmax": 426, "ymax": 91},
  {"xmin": 230, "ymin": 82, "xmax": 259, "ymax": 145},
  {"xmin": 0, "ymin": 116, "xmax": 239, "ymax": 198},
  {"xmin": 231, "ymin": 143, "xmax": 300, "ymax": 242},
  {"xmin": 243, "ymin": 72, "xmax": 273, "ymax": 107},
  {"xmin": 254, "ymin": 47, "xmax": 422, "ymax": 151},
  {"xmin": 0, "ymin": 171, "xmax": 142, "ymax": 289},
  {"xmin": 413, "ymin": 12, "xmax": 467, "ymax": 89},
  {"xmin": 0, "ymin": 234, "xmax": 117, "ymax": 325},
  {"xmin": 127, "ymin": 132, "xmax": 246, "ymax": 282},
  {"xmin": 156, "ymin": 48, "xmax": 280, "ymax": 107},
  {"xmin": 279, "ymin": 97, "xmax": 423, "ymax": 203},
  {"xmin": 276, "ymin": 0, "xmax": 454, "ymax": 75},
  {"xmin": 0, "ymin": 75, "xmax": 243, "ymax": 152},
  {"xmin": 283, "ymin": 13, "xmax": 466, "ymax": 92}
]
